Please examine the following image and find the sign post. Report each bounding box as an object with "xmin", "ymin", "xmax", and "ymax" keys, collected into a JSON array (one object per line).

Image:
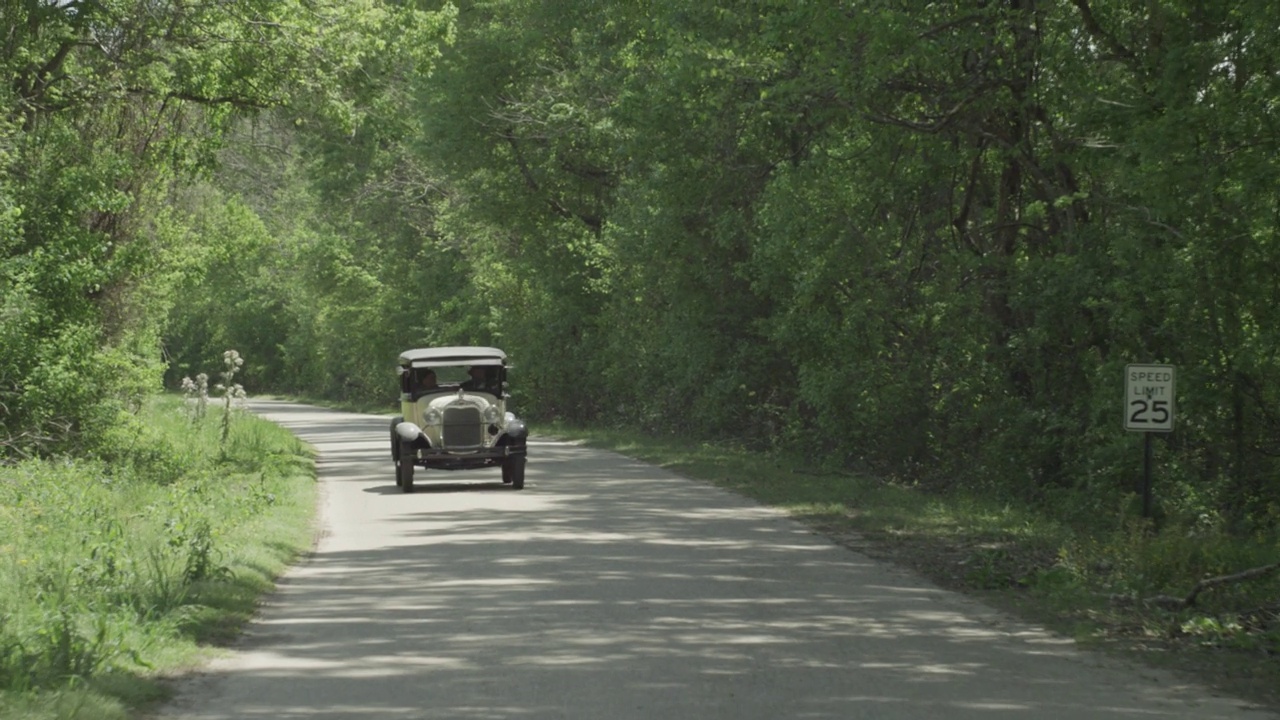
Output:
[{"xmin": 1125, "ymin": 364, "xmax": 1176, "ymax": 518}]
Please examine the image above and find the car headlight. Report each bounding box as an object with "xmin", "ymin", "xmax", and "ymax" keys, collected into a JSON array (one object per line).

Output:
[
  {"xmin": 483, "ymin": 405, "xmax": 501, "ymax": 424},
  {"xmin": 423, "ymin": 407, "xmax": 442, "ymax": 425}
]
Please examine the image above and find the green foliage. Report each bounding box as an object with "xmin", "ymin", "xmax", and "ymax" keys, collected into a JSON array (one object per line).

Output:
[
  {"xmin": 1, "ymin": 0, "xmax": 458, "ymax": 457},
  {"xmin": 4, "ymin": 0, "xmax": 1245, "ymax": 589},
  {"xmin": 6, "ymin": 0, "xmax": 1277, "ymax": 704},
  {"xmin": 152, "ymin": 0, "xmax": 1280, "ymax": 534},
  {"xmin": 0, "ymin": 394, "xmax": 315, "ymax": 710}
]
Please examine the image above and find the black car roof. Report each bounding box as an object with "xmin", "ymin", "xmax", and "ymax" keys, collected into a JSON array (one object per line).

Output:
[{"xmin": 398, "ymin": 346, "xmax": 507, "ymax": 367}]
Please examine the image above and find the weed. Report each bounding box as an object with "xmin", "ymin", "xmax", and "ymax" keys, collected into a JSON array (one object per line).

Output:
[
  {"xmin": 216, "ymin": 350, "xmax": 247, "ymax": 453},
  {"xmin": 129, "ymin": 547, "xmax": 189, "ymax": 621},
  {"xmin": 179, "ymin": 373, "xmax": 209, "ymax": 423}
]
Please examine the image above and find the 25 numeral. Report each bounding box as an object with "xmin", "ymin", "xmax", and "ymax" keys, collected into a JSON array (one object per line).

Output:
[{"xmin": 1129, "ymin": 399, "xmax": 1170, "ymax": 424}]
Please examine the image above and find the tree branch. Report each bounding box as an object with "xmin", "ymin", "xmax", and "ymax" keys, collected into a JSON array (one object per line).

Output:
[{"xmin": 1068, "ymin": 0, "xmax": 1137, "ymax": 63}]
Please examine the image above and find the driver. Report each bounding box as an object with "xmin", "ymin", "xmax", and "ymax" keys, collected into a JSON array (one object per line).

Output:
[{"xmin": 418, "ymin": 369, "xmax": 438, "ymax": 392}]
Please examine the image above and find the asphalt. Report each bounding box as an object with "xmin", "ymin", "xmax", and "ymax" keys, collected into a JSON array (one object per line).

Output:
[{"xmin": 156, "ymin": 399, "xmax": 1279, "ymax": 720}]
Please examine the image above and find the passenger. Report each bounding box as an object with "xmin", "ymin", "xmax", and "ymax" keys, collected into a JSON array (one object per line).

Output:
[{"xmin": 461, "ymin": 366, "xmax": 490, "ymax": 392}]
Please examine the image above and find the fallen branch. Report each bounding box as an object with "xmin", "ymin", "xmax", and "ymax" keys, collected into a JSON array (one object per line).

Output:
[
  {"xmin": 0, "ymin": 420, "xmax": 71, "ymax": 464},
  {"xmin": 1141, "ymin": 563, "xmax": 1280, "ymax": 610},
  {"xmin": 1184, "ymin": 564, "xmax": 1280, "ymax": 607},
  {"xmin": 0, "ymin": 430, "xmax": 54, "ymax": 463}
]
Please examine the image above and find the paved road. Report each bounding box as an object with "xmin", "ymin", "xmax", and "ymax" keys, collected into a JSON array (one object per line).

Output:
[{"xmin": 159, "ymin": 399, "xmax": 1276, "ymax": 720}]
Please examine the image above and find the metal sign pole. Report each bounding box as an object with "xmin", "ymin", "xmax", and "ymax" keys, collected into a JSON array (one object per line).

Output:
[{"xmin": 1142, "ymin": 432, "xmax": 1153, "ymax": 519}]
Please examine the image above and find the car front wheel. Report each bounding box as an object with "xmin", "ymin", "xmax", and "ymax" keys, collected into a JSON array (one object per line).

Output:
[
  {"xmin": 503, "ymin": 457, "xmax": 525, "ymax": 490},
  {"xmin": 399, "ymin": 443, "xmax": 415, "ymax": 493}
]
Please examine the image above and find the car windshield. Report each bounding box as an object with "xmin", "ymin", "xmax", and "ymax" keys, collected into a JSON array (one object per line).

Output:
[
  {"xmin": 410, "ymin": 363, "xmax": 502, "ymax": 394},
  {"xmin": 432, "ymin": 366, "xmax": 471, "ymax": 385}
]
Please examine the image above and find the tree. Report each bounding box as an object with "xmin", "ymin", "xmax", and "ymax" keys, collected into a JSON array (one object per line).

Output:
[{"xmin": 1, "ymin": 0, "xmax": 456, "ymax": 455}]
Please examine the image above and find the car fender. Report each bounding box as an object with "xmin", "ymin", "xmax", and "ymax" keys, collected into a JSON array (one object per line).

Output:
[
  {"xmin": 504, "ymin": 417, "xmax": 528, "ymax": 442},
  {"xmin": 395, "ymin": 421, "xmax": 423, "ymax": 443}
]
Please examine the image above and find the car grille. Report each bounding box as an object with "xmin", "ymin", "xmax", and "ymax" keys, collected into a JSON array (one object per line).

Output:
[{"xmin": 441, "ymin": 406, "xmax": 484, "ymax": 448}]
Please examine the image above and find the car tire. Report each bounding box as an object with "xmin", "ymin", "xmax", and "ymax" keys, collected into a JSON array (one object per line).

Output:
[
  {"xmin": 504, "ymin": 457, "xmax": 525, "ymax": 490},
  {"xmin": 399, "ymin": 442, "xmax": 415, "ymax": 493},
  {"xmin": 389, "ymin": 417, "xmax": 404, "ymax": 484}
]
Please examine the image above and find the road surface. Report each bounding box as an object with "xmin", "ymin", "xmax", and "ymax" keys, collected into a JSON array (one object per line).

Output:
[{"xmin": 158, "ymin": 399, "xmax": 1276, "ymax": 720}]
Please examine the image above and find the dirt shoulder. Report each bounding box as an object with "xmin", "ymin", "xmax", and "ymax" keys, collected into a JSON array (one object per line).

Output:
[{"xmin": 815, "ymin": 522, "xmax": 1280, "ymax": 714}]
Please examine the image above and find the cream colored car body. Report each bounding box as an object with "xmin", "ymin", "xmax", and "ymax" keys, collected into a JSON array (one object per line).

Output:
[{"xmin": 391, "ymin": 346, "xmax": 528, "ymax": 492}]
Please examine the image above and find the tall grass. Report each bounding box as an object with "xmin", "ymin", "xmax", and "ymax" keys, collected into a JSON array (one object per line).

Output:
[{"xmin": 0, "ymin": 394, "xmax": 316, "ymax": 719}]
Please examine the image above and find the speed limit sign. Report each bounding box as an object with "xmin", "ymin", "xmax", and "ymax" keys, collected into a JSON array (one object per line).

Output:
[{"xmin": 1125, "ymin": 364, "xmax": 1175, "ymax": 432}]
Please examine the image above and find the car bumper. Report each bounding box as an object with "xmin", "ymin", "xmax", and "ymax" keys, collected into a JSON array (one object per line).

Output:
[{"xmin": 413, "ymin": 444, "xmax": 526, "ymax": 470}]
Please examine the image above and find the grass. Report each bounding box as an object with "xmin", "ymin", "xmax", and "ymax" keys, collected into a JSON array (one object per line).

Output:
[
  {"xmin": 536, "ymin": 420, "xmax": 1280, "ymax": 712},
  {"xmin": 0, "ymin": 395, "xmax": 318, "ymax": 720}
]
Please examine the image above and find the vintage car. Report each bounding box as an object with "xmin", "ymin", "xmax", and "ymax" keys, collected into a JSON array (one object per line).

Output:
[{"xmin": 390, "ymin": 346, "xmax": 528, "ymax": 493}]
